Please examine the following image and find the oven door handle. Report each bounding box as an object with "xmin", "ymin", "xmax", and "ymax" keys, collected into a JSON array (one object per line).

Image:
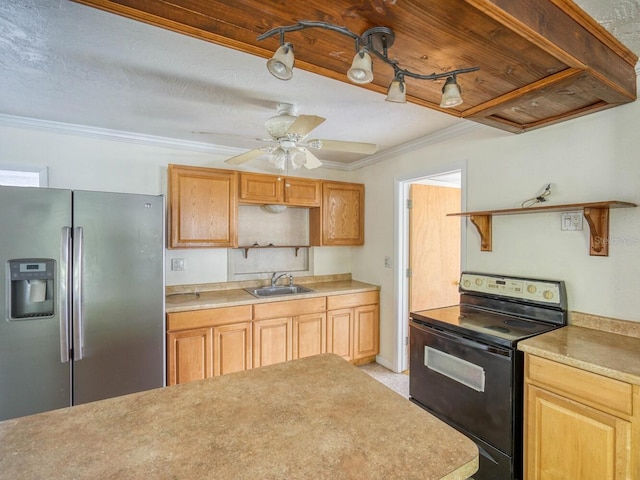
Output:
[{"xmin": 410, "ymin": 319, "xmax": 512, "ymax": 358}]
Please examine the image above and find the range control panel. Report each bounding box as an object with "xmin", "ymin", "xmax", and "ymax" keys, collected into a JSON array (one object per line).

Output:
[{"xmin": 460, "ymin": 272, "xmax": 564, "ymax": 306}]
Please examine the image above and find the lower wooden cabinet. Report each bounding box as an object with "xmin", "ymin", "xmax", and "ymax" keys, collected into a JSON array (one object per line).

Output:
[
  {"xmin": 167, "ymin": 290, "xmax": 379, "ymax": 385},
  {"xmin": 327, "ymin": 291, "xmax": 379, "ymax": 364},
  {"xmin": 167, "ymin": 328, "xmax": 212, "ymax": 385},
  {"xmin": 524, "ymin": 354, "xmax": 639, "ymax": 480},
  {"xmin": 213, "ymin": 322, "xmax": 252, "ymax": 376},
  {"xmin": 253, "ymin": 317, "xmax": 292, "ymax": 368}
]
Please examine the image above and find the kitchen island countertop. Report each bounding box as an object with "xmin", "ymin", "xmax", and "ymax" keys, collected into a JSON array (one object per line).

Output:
[{"xmin": 0, "ymin": 354, "xmax": 478, "ymax": 480}]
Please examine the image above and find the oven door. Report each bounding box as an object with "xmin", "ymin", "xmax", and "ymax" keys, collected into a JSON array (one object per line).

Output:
[{"xmin": 409, "ymin": 319, "xmax": 513, "ymax": 455}]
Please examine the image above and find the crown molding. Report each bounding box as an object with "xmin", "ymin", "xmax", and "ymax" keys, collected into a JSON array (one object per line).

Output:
[
  {"xmin": 345, "ymin": 121, "xmax": 486, "ymax": 171},
  {"xmin": 0, "ymin": 114, "xmax": 244, "ymax": 157}
]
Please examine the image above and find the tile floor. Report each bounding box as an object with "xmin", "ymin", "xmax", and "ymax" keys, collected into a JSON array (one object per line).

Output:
[{"xmin": 359, "ymin": 362, "xmax": 409, "ymax": 399}]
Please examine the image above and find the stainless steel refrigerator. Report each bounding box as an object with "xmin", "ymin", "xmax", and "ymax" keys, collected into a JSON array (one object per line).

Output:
[{"xmin": 0, "ymin": 186, "xmax": 165, "ymax": 421}]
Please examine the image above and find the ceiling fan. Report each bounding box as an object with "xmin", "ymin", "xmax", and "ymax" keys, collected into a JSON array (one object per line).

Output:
[{"xmin": 224, "ymin": 103, "xmax": 378, "ymax": 170}]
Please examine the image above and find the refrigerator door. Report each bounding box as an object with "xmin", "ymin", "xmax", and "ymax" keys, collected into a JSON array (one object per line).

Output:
[
  {"xmin": 0, "ymin": 186, "xmax": 72, "ymax": 421},
  {"xmin": 72, "ymin": 191, "xmax": 164, "ymax": 405}
]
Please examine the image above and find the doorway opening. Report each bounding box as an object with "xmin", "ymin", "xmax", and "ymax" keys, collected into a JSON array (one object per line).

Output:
[{"xmin": 394, "ymin": 166, "xmax": 466, "ymax": 372}]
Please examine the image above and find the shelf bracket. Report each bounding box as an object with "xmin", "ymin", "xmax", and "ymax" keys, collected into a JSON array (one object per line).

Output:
[
  {"xmin": 583, "ymin": 207, "xmax": 609, "ymax": 256},
  {"xmin": 469, "ymin": 214, "xmax": 492, "ymax": 252}
]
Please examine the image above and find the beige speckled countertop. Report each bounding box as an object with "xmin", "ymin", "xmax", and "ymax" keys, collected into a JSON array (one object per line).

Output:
[
  {"xmin": 166, "ymin": 275, "xmax": 380, "ymax": 313},
  {"xmin": 518, "ymin": 312, "xmax": 640, "ymax": 385},
  {"xmin": 0, "ymin": 354, "xmax": 478, "ymax": 480}
]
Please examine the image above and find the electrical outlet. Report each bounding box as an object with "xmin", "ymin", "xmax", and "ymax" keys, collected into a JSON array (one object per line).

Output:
[
  {"xmin": 384, "ymin": 256, "xmax": 392, "ymax": 268},
  {"xmin": 171, "ymin": 258, "xmax": 186, "ymax": 271},
  {"xmin": 561, "ymin": 212, "xmax": 583, "ymax": 231}
]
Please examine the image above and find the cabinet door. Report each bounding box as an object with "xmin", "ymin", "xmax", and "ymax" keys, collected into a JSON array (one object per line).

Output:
[
  {"xmin": 253, "ymin": 317, "xmax": 293, "ymax": 368},
  {"xmin": 353, "ymin": 304, "xmax": 379, "ymax": 360},
  {"xmin": 284, "ymin": 177, "xmax": 321, "ymax": 206},
  {"xmin": 311, "ymin": 181, "xmax": 364, "ymax": 246},
  {"xmin": 292, "ymin": 312, "xmax": 326, "ymax": 360},
  {"xmin": 327, "ymin": 309, "xmax": 354, "ymax": 361},
  {"xmin": 212, "ymin": 322, "xmax": 252, "ymax": 376},
  {"xmin": 167, "ymin": 328, "xmax": 212, "ymax": 386},
  {"xmin": 168, "ymin": 164, "xmax": 237, "ymax": 248},
  {"xmin": 239, "ymin": 172, "xmax": 283, "ymax": 204},
  {"xmin": 525, "ymin": 384, "xmax": 632, "ymax": 480}
]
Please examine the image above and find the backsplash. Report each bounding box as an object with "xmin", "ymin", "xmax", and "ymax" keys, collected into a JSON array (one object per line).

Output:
[{"xmin": 230, "ymin": 205, "xmax": 311, "ymax": 281}]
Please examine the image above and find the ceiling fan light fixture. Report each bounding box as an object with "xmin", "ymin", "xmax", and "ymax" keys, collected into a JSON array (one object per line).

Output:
[
  {"xmin": 386, "ymin": 76, "xmax": 406, "ymax": 103},
  {"xmin": 267, "ymin": 43, "xmax": 294, "ymax": 80},
  {"xmin": 347, "ymin": 49, "xmax": 373, "ymax": 84},
  {"xmin": 440, "ymin": 76, "xmax": 464, "ymax": 108}
]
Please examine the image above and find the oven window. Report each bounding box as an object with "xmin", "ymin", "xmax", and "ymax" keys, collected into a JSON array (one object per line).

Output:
[{"xmin": 424, "ymin": 346, "xmax": 486, "ymax": 392}]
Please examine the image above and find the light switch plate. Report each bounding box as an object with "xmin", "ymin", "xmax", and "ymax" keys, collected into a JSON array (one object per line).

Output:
[
  {"xmin": 171, "ymin": 258, "xmax": 186, "ymax": 271},
  {"xmin": 561, "ymin": 212, "xmax": 583, "ymax": 231}
]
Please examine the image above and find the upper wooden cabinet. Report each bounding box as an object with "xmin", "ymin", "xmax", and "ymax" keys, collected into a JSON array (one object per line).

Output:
[
  {"xmin": 167, "ymin": 164, "xmax": 237, "ymax": 248},
  {"xmin": 77, "ymin": 0, "xmax": 637, "ymax": 134},
  {"xmin": 311, "ymin": 181, "xmax": 365, "ymax": 246},
  {"xmin": 239, "ymin": 172, "xmax": 321, "ymax": 207}
]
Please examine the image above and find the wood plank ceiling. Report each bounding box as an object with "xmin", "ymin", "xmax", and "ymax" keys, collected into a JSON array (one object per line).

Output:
[{"xmin": 73, "ymin": 0, "xmax": 637, "ymax": 134}]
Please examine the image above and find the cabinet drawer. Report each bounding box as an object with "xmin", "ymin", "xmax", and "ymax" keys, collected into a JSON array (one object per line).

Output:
[
  {"xmin": 526, "ymin": 354, "xmax": 633, "ymax": 418},
  {"xmin": 253, "ymin": 297, "xmax": 326, "ymax": 320},
  {"xmin": 167, "ymin": 305, "xmax": 252, "ymax": 331},
  {"xmin": 327, "ymin": 291, "xmax": 379, "ymax": 310}
]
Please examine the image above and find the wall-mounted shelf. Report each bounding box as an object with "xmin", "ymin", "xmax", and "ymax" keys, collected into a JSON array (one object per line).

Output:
[
  {"xmin": 235, "ymin": 245, "xmax": 309, "ymax": 259},
  {"xmin": 448, "ymin": 201, "xmax": 637, "ymax": 257}
]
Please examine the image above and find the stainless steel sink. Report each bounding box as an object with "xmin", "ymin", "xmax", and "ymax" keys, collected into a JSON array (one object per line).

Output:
[{"xmin": 245, "ymin": 285, "xmax": 315, "ymax": 298}]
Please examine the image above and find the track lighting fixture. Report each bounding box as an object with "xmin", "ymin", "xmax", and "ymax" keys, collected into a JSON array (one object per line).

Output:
[{"xmin": 258, "ymin": 20, "xmax": 479, "ymax": 108}]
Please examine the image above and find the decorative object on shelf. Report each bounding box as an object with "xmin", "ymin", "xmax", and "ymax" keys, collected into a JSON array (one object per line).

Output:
[
  {"xmin": 223, "ymin": 103, "xmax": 378, "ymax": 170},
  {"xmin": 521, "ymin": 183, "xmax": 552, "ymax": 208},
  {"xmin": 258, "ymin": 20, "xmax": 480, "ymax": 106},
  {"xmin": 448, "ymin": 201, "xmax": 637, "ymax": 257}
]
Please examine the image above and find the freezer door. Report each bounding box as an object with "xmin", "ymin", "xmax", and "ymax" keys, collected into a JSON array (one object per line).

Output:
[
  {"xmin": 0, "ymin": 186, "xmax": 72, "ymax": 421},
  {"xmin": 72, "ymin": 191, "xmax": 164, "ymax": 405}
]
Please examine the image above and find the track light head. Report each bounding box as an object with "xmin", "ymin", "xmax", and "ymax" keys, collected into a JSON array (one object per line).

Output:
[
  {"xmin": 267, "ymin": 43, "xmax": 294, "ymax": 80},
  {"xmin": 347, "ymin": 49, "xmax": 374, "ymax": 84},
  {"xmin": 439, "ymin": 76, "xmax": 464, "ymax": 108},
  {"xmin": 386, "ymin": 74, "xmax": 406, "ymax": 103}
]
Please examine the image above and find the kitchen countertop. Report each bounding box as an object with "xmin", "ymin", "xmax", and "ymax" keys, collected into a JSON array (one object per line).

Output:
[
  {"xmin": 518, "ymin": 314, "xmax": 640, "ymax": 385},
  {"xmin": 166, "ymin": 277, "xmax": 380, "ymax": 313},
  {"xmin": 0, "ymin": 354, "xmax": 478, "ymax": 480}
]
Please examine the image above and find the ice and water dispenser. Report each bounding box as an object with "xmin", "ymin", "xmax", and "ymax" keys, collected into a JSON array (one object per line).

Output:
[{"xmin": 6, "ymin": 259, "xmax": 55, "ymax": 321}]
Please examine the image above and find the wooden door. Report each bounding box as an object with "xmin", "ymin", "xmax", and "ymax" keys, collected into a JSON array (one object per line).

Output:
[
  {"xmin": 292, "ymin": 312, "xmax": 326, "ymax": 360},
  {"xmin": 239, "ymin": 172, "xmax": 282, "ymax": 203},
  {"xmin": 168, "ymin": 164, "xmax": 237, "ymax": 248},
  {"xmin": 253, "ymin": 317, "xmax": 293, "ymax": 368},
  {"xmin": 167, "ymin": 328, "xmax": 212, "ymax": 386},
  {"xmin": 212, "ymin": 322, "xmax": 252, "ymax": 376},
  {"xmin": 353, "ymin": 304, "xmax": 379, "ymax": 360},
  {"xmin": 283, "ymin": 177, "xmax": 321, "ymax": 206},
  {"xmin": 312, "ymin": 181, "xmax": 364, "ymax": 246},
  {"xmin": 409, "ymin": 184, "xmax": 460, "ymax": 312},
  {"xmin": 326, "ymin": 309, "xmax": 354, "ymax": 361},
  {"xmin": 525, "ymin": 385, "xmax": 632, "ymax": 480}
]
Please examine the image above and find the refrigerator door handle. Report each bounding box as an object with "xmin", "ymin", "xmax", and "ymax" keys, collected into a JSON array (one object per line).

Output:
[
  {"xmin": 72, "ymin": 226, "xmax": 84, "ymax": 361},
  {"xmin": 59, "ymin": 227, "xmax": 72, "ymax": 363}
]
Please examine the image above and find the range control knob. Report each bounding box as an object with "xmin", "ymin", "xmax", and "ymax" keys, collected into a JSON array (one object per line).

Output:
[
  {"xmin": 475, "ymin": 278, "xmax": 483, "ymax": 286},
  {"xmin": 543, "ymin": 290, "xmax": 554, "ymax": 300},
  {"xmin": 527, "ymin": 284, "xmax": 537, "ymax": 294},
  {"xmin": 463, "ymin": 280, "xmax": 471, "ymax": 288}
]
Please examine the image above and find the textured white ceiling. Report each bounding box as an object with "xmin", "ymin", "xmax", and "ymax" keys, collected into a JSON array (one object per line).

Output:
[{"xmin": 0, "ymin": 1, "xmax": 638, "ymax": 170}]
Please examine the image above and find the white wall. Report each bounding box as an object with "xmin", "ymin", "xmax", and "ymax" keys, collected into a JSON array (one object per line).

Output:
[
  {"xmin": 0, "ymin": 124, "xmax": 351, "ymax": 286},
  {"xmin": 353, "ymin": 76, "xmax": 640, "ymax": 367}
]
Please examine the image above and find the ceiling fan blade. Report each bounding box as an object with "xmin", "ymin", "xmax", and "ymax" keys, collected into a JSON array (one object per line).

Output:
[
  {"xmin": 286, "ymin": 115, "xmax": 326, "ymax": 137},
  {"xmin": 298, "ymin": 148, "xmax": 322, "ymax": 169},
  {"xmin": 224, "ymin": 148, "xmax": 266, "ymax": 165},
  {"xmin": 309, "ymin": 139, "xmax": 379, "ymax": 154}
]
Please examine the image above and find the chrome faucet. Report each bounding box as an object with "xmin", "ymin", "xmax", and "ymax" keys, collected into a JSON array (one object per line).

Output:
[{"xmin": 271, "ymin": 272, "xmax": 289, "ymax": 287}]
